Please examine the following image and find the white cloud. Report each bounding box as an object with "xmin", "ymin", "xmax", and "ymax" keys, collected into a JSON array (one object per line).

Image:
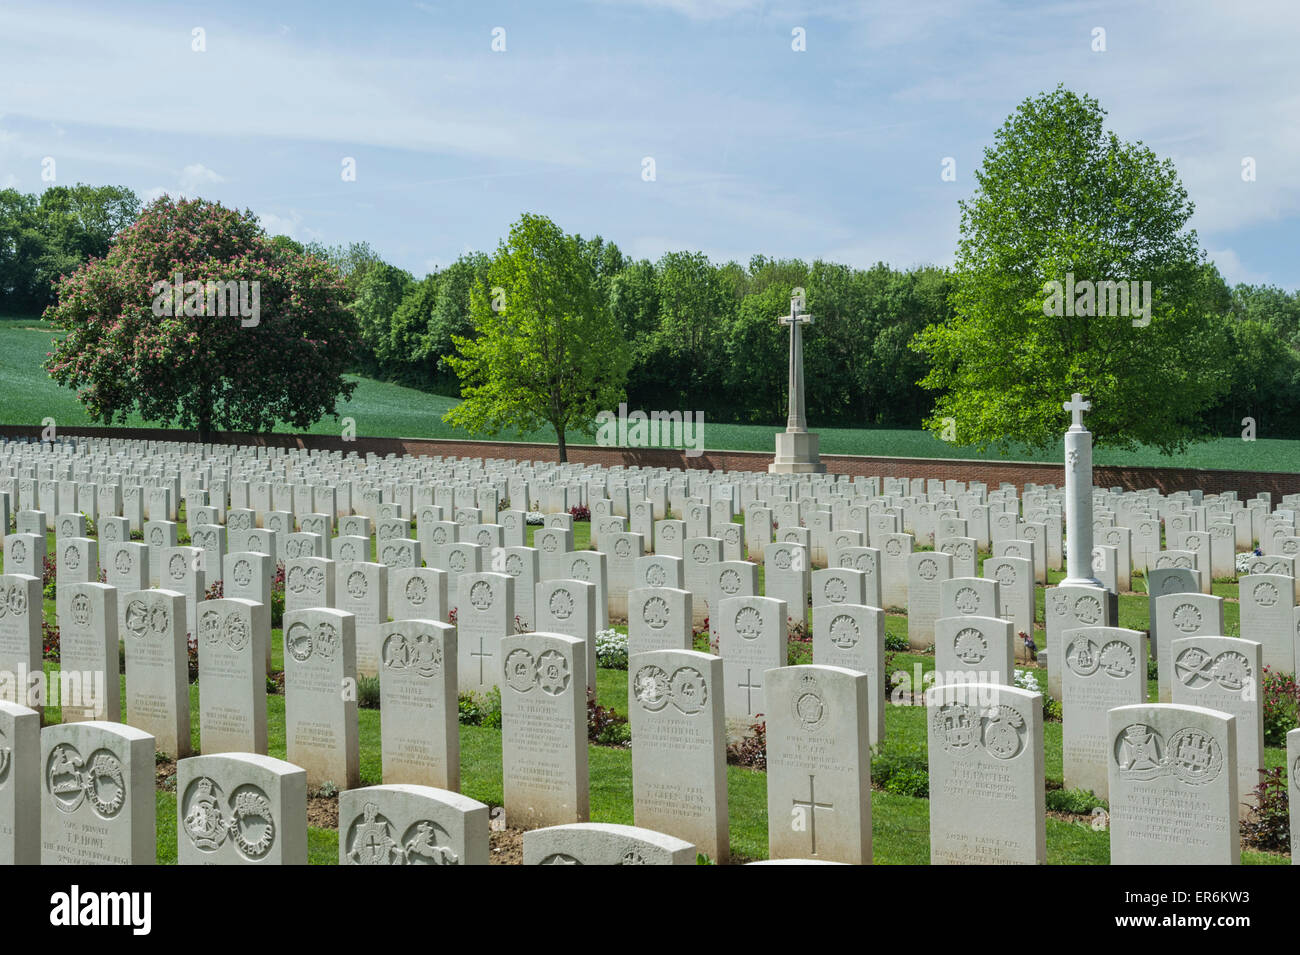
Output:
[
  {"xmin": 178, "ymin": 163, "xmax": 224, "ymax": 196},
  {"xmin": 1206, "ymin": 248, "xmax": 1269, "ymax": 287}
]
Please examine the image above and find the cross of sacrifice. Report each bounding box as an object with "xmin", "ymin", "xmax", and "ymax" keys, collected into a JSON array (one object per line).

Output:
[{"xmin": 778, "ymin": 293, "xmax": 814, "ymax": 433}]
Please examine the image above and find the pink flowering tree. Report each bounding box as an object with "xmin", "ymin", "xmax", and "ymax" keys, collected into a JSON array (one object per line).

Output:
[{"xmin": 43, "ymin": 196, "xmax": 358, "ymax": 441}]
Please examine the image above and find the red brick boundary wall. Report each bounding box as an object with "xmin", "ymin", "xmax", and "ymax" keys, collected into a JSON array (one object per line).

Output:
[{"xmin": 2, "ymin": 424, "xmax": 1296, "ymax": 498}]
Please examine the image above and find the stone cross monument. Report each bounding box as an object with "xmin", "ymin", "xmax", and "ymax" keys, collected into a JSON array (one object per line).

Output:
[
  {"xmin": 769, "ymin": 290, "xmax": 825, "ymax": 474},
  {"xmin": 1060, "ymin": 392, "xmax": 1101, "ymax": 587}
]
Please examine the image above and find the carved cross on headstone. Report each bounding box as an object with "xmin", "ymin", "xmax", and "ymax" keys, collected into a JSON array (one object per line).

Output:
[
  {"xmin": 1063, "ymin": 392, "xmax": 1091, "ymax": 430},
  {"xmin": 778, "ymin": 294, "xmax": 814, "ymax": 433},
  {"xmin": 792, "ymin": 773, "xmax": 834, "ymax": 855}
]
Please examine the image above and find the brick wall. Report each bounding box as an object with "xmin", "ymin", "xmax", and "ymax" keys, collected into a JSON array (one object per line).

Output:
[{"xmin": 2, "ymin": 424, "xmax": 1296, "ymax": 497}]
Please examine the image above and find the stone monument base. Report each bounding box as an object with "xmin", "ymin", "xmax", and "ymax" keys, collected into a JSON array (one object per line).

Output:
[{"xmin": 769, "ymin": 431, "xmax": 826, "ymax": 474}]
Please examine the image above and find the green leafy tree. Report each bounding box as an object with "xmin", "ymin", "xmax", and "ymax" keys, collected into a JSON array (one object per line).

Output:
[
  {"xmin": 44, "ymin": 196, "xmax": 358, "ymax": 441},
  {"xmin": 443, "ymin": 214, "xmax": 631, "ymax": 461},
  {"xmin": 351, "ymin": 261, "xmax": 413, "ymax": 367},
  {"xmin": 913, "ymin": 86, "xmax": 1230, "ymax": 453},
  {"xmin": 0, "ymin": 184, "xmax": 140, "ymax": 313}
]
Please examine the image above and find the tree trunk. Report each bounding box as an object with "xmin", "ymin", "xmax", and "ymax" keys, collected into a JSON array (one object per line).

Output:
[{"xmin": 556, "ymin": 428, "xmax": 567, "ymax": 463}]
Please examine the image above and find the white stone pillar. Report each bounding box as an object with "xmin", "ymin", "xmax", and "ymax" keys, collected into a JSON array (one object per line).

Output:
[{"xmin": 1061, "ymin": 395, "xmax": 1101, "ymax": 587}]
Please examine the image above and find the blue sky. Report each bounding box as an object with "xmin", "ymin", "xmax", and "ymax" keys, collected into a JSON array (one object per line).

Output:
[{"xmin": 2, "ymin": 0, "xmax": 1296, "ymax": 287}]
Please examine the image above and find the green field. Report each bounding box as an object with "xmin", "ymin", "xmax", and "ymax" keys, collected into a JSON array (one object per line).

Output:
[{"xmin": 4, "ymin": 315, "xmax": 1297, "ymax": 472}]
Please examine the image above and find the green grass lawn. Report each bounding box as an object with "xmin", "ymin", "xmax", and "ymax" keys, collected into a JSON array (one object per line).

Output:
[
  {"xmin": 9, "ymin": 522, "xmax": 1293, "ymax": 865},
  {"xmin": 4, "ymin": 315, "xmax": 1296, "ymax": 472}
]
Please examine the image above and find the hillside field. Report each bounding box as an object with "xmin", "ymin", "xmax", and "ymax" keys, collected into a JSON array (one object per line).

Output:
[{"xmin": 3, "ymin": 316, "xmax": 1296, "ymax": 472}]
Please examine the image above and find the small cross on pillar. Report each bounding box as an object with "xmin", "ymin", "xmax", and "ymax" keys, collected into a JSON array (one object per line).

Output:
[{"xmin": 1063, "ymin": 392, "xmax": 1091, "ymax": 431}]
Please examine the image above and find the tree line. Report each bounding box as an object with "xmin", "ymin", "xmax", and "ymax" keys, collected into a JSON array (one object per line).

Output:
[{"xmin": 11, "ymin": 86, "xmax": 1300, "ymax": 449}]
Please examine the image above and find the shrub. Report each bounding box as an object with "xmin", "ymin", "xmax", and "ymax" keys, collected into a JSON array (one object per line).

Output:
[
  {"xmin": 458, "ymin": 687, "xmax": 502, "ymax": 727},
  {"xmin": 1013, "ymin": 668, "xmax": 1040, "ymax": 692},
  {"xmin": 871, "ymin": 743, "xmax": 929, "ymax": 798},
  {"xmin": 568, "ymin": 504, "xmax": 590, "ymax": 522},
  {"xmin": 588, "ymin": 699, "xmax": 630, "ymax": 745},
  {"xmin": 356, "ymin": 675, "xmax": 382, "ymax": 709},
  {"xmin": 884, "ymin": 632, "xmax": 909, "ymax": 653},
  {"xmin": 1240, "ymin": 768, "xmax": 1290, "ymax": 852},
  {"xmin": 42, "ymin": 621, "xmax": 60, "ymax": 661},
  {"xmin": 525, "ymin": 511, "xmax": 545, "ymax": 526},
  {"xmin": 594, "ymin": 629, "xmax": 628, "ymax": 669},
  {"xmin": 726, "ymin": 720, "xmax": 766, "ymax": 770},
  {"xmin": 1045, "ymin": 786, "xmax": 1106, "ymax": 814},
  {"xmin": 204, "ymin": 580, "xmax": 224, "ymax": 600},
  {"xmin": 42, "ymin": 555, "xmax": 56, "ymax": 601},
  {"xmin": 1042, "ymin": 695, "xmax": 1063, "ymax": 722},
  {"xmin": 186, "ymin": 633, "xmax": 198, "ymax": 682},
  {"xmin": 1261, "ymin": 666, "xmax": 1299, "ymax": 746},
  {"xmin": 270, "ymin": 563, "xmax": 286, "ymax": 628}
]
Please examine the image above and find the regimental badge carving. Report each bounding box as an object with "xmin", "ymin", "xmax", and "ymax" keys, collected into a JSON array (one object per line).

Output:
[
  {"xmin": 720, "ymin": 568, "xmax": 742, "ymax": 596},
  {"xmin": 661, "ymin": 524, "xmax": 677, "ymax": 541},
  {"xmin": 401, "ymin": 576, "xmax": 428, "ymax": 607},
  {"xmin": 1074, "ymin": 595, "xmax": 1102, "ymax": 625},
  {"xmin": 540, "ymin": 853, "xmax": 581, "ymax": 865},
  {"xmin": 169, "ymin": 554, "xmax": 186, "ymax": 580},
  {"xmin": 432, "ymin": 527, "xmax": 447, "ymax": 544},
  {"xmin": 571, "ymin": 558, "xmax": 591, "ymax": 581},
  {"xmin": 633, "ymin": 664, "xmax": 670, "ymax": 711},
  {"xmin": 829, "ymin": 613, "xmax": 859, "ymax": 650},
  {"xmin": 668, "ymin": 666, "xmax": 707, "ymax": 714},
  {"xmin": 954, "ymin": 586, "xmax": 980, "ymax": 615},
  {"xmin": 10, "ymin": 540, "xmax": 26, "ymax": 563},
  {"xmin": 549, "ymin": 588, "xmax": 574, "ymax": 621},
  {"xmin": 1114, "ymin": 722, "xmax": 1222, "ymax": 785},
  {"xmin": 469, "ymin": 581, "xmax": 493, "ymax": 611},
  {"xmin": 642, "ymin": 596, "xmax": 669, "ymax": 630},
  {"xmin": 476, "ymin": 530, "xmax": 492, "ymax": 548},
  {"xmin": 983, "ymin": 705, "xmax": 1025, "ymax": 760},
  {"xmin": 955, "ymin": 542, "xmax": 973, "ymax": 561},
  {"xmin": 774, "ymin": 549, "xmax": 792, "ymax": 570},
  {"xmin": 1097, "ymin": 640, "xmax": 1136, "ymax": 679},
  {"xmin": 885, "ymin": 539, "xmax": 902, "ymax": 558},
  {"xmin": 0, "ymin": 728, "xmax": 10, "ymax": 787},
  {"xmin": 994, "ymin": 563, "xmax": 1016, "ymax": 590},
  {"xmin": 103, "ymin": 523, "xmax": 119, "ymax": 541},
  {"xmin": 931, "ymin": 703, "xmax": 980, "ymax": 756},
  {"xmin": 201, "ymin": 609, "xmax": 223, "ymax": 645},
  {"xmin": 1173, "ymin": 647, "xmax": 1252, "ymax": 692},
  {"xmin": 541, "ymin": 534, "xmax": 558, "ymax": 553},
  {"xmin": 347, "ymin": 571, "xmax": 368, "ymax": 600},
  {"xmin": 182, "ymin": 777, "xmax": 277, "ymax": 859},
  {"xmin": 823, "ymin": 577, "xmax": 848, "ymax": 604},
  {"xmin": 917, "ymin": 558, "xmax": 938, "ymax": 581},
  {"xmin": 1252, "ymin": 582, "xmax": 1279, "ymax": 608},
  {"xmin": 614, "ymin": 538, "xmax": 631, "ymax": 559},
  {"xmin": 448, "ymin": 549, "xmax": 468, "ymax": 573},
  {"xmin": 224, "ymin": 612, "xmax": 250, "ymax": 651},
  {"xmin": 64, "ymin": 545, "xmax": 81, "ymax": 571},
  {"xmin": 536, "ymin": 649, "xmax": 570, "ymax": 695},
  {"xmin": 953, "ymin": 627, "xmax": 987, "ymax": 665},
  {"xmin": 1167, "ymin": 728, "xmax": 1223, "ymax": 784},
  {"xmin": 47, "ymin": 744, "xmax": 126, "ymax": 818},
  {"xmin": 504, "ymin": 649, "xmax": 537, "ymax": 693},
  {"xmin": 69, "ymin": 593, "xmax": 92, "ymax": 629},
  {"xmin": 734, "ymin": 606, "xmax": 762, "ymax": 640},
  {"xmin": 383, "ymin": 629, "xmax": 441, "ymax": 677},
  {"xmin": 286, "ymin": 622, "xmax": 314, "ymax": 662},
  {"xmin": 793, "ymin": 674, "xmax": 827, "ymax": 732},
  {"xmin": 114, "ymin": 549, "xmax": 132, "ymax": 575},
  {"xmin": 646, "ymin": 564, "xmax": 667, "ymax": 587},
  {"xmin": 505, "ymin": 554, "xmax": 523, "ymax": 577},
  {"xmin": 1171, "ymin": 603, "xmax": 1202, "ymax": 633},
  {"xmin": 1159, "ymin": 576, "xmax": 1186, "ymax": 595},
  {"xmin": 232, "ymin": 560, "xmax": 253, "ymax": 589},
  {"xmin": 932, "ymin": 702, "xmax": 1025, "ymax": 760},
  {"xmin": 691, "ymin": 544, "xmax": 709, "ymax": 564}
]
